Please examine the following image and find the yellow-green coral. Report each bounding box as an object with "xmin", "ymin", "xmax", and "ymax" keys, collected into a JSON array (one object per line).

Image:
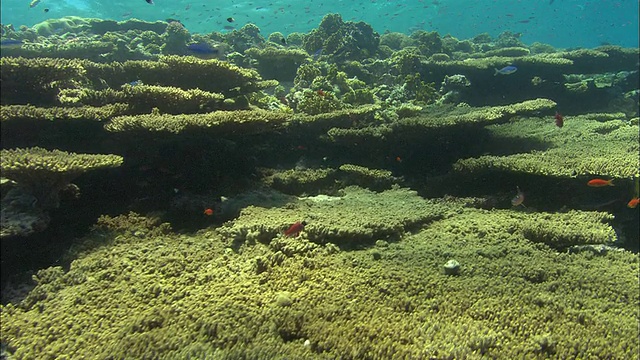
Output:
[
  {"xmin": 105, "ymin": 109, "xmax": 291, "ymax": 134},
  {"xmin": 0, "ymin": 147, "xmax": 123, "ymax": 208},
  {"xmin": 0, "ymin": 56, "xmax": 89, "ymax": 105},
  {"xmin": 295, "ymin": 89, "xmax": 344, "ymax": 115},
  {"xmin": 105, "ymin": 105, "xmax": 380, "ymax": 136},
  {"xmin": 84, "ymin": 55, "xmax": 269, "ymax": 95},
  {"xmin": 426, "ymin": 55, "xmax": 573, "ymax": 74},
  {"xmin": 338, "ymin": 164, "xmax": 398, "ymax": 190},
  {"xmin": 263, "ymin": 168, "xmax": 337, "ymax": 194},
  {"xmin": 0, "ymin": 55, "xmax": 271, "ymax": 108},
  {"xmin": 327, "ymin": 125, "xmax": 393, "ymax": 143},
  {"xmin": 58, "ymin": 85, "xmax": 225, "ymax": 113},
  {"xmin": 399, "ymin": 98, "xmax": 557, "ymax": 128},
  {"xmin": 1, "ymin": 189, "xmax": 636, "ymax": 358},
  {"xmin": 220, "ymin": 186, "xmax": 451, "ymax": 244},
  {"xmin": 0, "ymin": 104, "xmax": 130, "ymax": 122},
  {"xmin": 245, "ymin": 46, "xmax": 309, "ymax": 81},
  {"xmin": 453, "ymin": 114, "xmax": 639, "ymax": 178},
  {"xmin": 472, "ymin": 47, "xmax": 531, "ymax": 58}
]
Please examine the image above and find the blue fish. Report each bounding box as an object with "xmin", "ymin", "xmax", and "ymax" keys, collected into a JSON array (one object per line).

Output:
[
  {"xmin": 186, "ymin": 42, "xmax": 219, "ymax": 55},
  {"xmin": 0, "ymin": 39, "xmax": 24, "ymax": 48},
  {"xmin": 494, "ymin": 65, "xmax": 518, "ymax": 76},
  {"xmin": 312, "ymin": 48, "xmax": 323, "ymax": 61},
  {"xmin": 126, "ymin": 80, "xmax": 143, "ymax": 86}
]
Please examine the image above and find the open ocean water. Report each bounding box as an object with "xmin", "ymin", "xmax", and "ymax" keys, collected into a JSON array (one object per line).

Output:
[{"xmin": 1, "ymin": 0, "xmax": 639, "ymax": 48}]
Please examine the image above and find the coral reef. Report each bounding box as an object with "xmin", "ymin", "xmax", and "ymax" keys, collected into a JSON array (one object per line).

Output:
[
  {"xmin": 58, "ymin": 85, "xmax": 225, "ymax": 114},
  {"xmin": 245, "ymin": 47, "xmax": 309, "ymax": 81},
  {"xmin": 263, "ymin": 168, "xmax": 338, "ymax": 195},
  {"xmin": 219, "ymin": 186, "xmax": 452, "ymax": 245},
  {"xmin": 0, "ymin": 56, "xmax": 272, "ymax": 108},
  {"xmin": 338, "ymin": 164, "xmax": 399, "ymax": 190},
  {"xmin": 105, "ymin": 109, "xmax": 292, "ymax": 135},
  {"xmin": 0, "ymin": 147, "xmax": 123, "ymax": 237},
  {"xmin": 0, "ymin": 104, "xmax": 129, "ymax": 122},
  {"xmin": 302, "ymin": 14, "xmax": 379, "ymax": 62},
  {"xmin": 0, "ymin": 147, "xmax": 123, "ymax": 208},
  {"xmin": 454, "ymin": 113, "xmax": 639, "ymax": 178},
  {"xmin": 0, "ymin": 14, "xmax": 638, "ymax": 359},
  {"xmin": 1, "ymin": 188, "xmax": 635, "ymax": 358}
]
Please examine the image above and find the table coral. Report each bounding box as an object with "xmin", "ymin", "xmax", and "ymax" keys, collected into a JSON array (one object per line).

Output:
[
  {"xmin": 453, "ymin": 114, "xmax": 639, "ymax": 178},
  {"xmin": 58, "ymin": 85, "xmax": 225, "ymax": 114},
  {"xmin": 0, "ymin": 147, "xmax": 123, "ymax": 209},
  {"xmin": 0, "ymin": 104, "xmax": 129, "ymax": 122}
]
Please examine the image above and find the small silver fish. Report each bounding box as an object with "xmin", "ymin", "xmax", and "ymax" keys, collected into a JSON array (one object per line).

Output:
[{"xmin": 511, "ymin": 186, "xmax": 525, "ymax": 207}]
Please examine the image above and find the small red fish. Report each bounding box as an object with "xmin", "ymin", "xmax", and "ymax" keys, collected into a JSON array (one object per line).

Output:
[
  {"xmin": 627, "ymin": 197, "xmax": 639, "ymax": 208},
  {"xmin": 203, "ymin": 208, "xmax": 214, "ymax": 216},
  {"xmin": 511, "ymin": 186, "xmax": 525, "ymax": 207},
  {"xmin": 554, "ymin": 111, "xmax": 564, "ymax": 128},
  {"xmin": 316, "ymin": 89, "xmax": 325, "ymax": 97},
  {"xmin": 284, "ymin": 221, "xmax": 306, "ymax": 237},
  {"xmin": 587, "ymin": 179, "xmax": 614, "ymax": 187}
]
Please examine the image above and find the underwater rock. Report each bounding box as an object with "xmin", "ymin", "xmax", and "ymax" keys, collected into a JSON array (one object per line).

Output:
[{"xmin": 443, "ymin": 259, "xmax": 461, "ymax": 275}]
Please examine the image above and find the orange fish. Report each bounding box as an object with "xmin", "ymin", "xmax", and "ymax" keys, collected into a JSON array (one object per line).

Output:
[
  {"xmin": 316, "ymin": 89, "xmax": 325, "ymax": 96},
  {"xmin": 203, "ymin": 208, "xmax": 214, "ymax": 216},
  {"xmin": 587, "ymin": 179, "xmax": 614, "ymax": 187},
  {"xmin": 284, "ymin": 221, "xmax": 306, "ymax": 237},
  {"xmin": 627, "ymin": 197, "xmax": 639, "ymax": 208}
]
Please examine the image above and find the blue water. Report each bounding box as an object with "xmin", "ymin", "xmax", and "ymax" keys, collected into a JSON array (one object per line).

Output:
[{"xmin": 1, "ymin": 0, "xmax": 638, "ymax": 48}]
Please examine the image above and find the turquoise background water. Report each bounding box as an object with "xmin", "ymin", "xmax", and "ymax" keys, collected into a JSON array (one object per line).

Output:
[{"xmin": 1, "ymin": 0, "xmax": 638, "ymax": 48}]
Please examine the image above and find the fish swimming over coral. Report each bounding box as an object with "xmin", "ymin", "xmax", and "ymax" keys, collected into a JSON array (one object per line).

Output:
[
  {"xmin": 284, "ymin": 221, "xmax": 306, "ymax": 237},
  {"xmin": 186, "ymin": 42, "xmax": 220, "ymax": 56},
  {"xmin": 0, "ymin": 39, "xmax": 23, "ymax": 48},
  {"xmin": 587, "ymin": 179, "xmax": 614, "ymax": 187},
  {"xmin": 511, "ymin": 186, "xmax": 525, "ymax": 206},
  {"xmin": 494, "ymin": 65, "xmax": 518, "ymax": 76}
]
